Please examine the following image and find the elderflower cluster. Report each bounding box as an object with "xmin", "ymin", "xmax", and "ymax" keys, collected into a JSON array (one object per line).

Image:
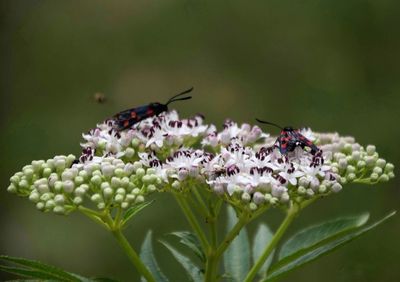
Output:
[{"xmin": 7, "ymin": 110, "xmax": 395, "ymax": 216}]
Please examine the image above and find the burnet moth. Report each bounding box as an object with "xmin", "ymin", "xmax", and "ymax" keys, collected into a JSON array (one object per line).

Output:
[
  {"xmin": 256, "ymin": 119, "xmax": 320, "ymax": 155},
  {"xmin": 113, "ymin": 87, "xmax": 193, "ymax": 130}
]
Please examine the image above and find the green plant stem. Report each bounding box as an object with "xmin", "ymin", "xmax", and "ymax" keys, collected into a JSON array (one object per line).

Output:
[
  {"xmin": 244, "ymin": 204, "xmax": 300, "ymax": 282},
  {"xmin": 112, "ymin": 229, "xmax": 155, "ymax": 282},
  {"xmin": 174, "ymin": 194, "xmax": 210, "ymax": 251}
]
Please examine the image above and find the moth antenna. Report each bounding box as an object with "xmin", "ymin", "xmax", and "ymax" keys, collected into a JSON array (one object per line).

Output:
[
  {"xmin": 255, "ymin": 118, "xmax": 283, "ymax": 130},
  {"xmin": 166, "ymin": 87, "xmax": 194, "ymax": 105}
]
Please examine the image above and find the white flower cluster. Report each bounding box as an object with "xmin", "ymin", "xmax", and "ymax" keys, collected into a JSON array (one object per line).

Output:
[
  {"xmin": 8, "ymin": 155, "xmax": 162, "ymax": 214},
  {"xmin": 7, "ymin": 110, "xmax": 395, "ymax": 215}
]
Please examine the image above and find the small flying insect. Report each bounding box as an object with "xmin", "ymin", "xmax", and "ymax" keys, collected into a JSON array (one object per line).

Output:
[
  {"xmin": 113, "ymin": 87, "xmax": 193, "ymax": 130},
  {"xmin": 256, "ymin": 119, "xmax": 320, "ymax": 155}
]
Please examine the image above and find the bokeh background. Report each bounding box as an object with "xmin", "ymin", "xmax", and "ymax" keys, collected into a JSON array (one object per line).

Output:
[{"xmin": 1, "ymin": 0, "xmax": 399, "ymax": 281}]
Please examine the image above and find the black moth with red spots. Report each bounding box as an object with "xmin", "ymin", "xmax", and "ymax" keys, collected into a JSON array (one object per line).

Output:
[
  {"xmin": 113, "ymin": 87, "xmax": 193, "ymax": 130},
  {"xmin": 256, "ymin": 119, "xmax": 320, "ymax": 155}
]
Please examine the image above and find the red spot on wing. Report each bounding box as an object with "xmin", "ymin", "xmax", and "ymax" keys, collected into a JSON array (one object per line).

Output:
[
  {"xmin": 146, "ymin": 109, "xmax": 154, "ymax": 115},
  {"xmin": 130, "ymin": 111, "xmax": 137, "ymax": 118},
  {"xmin": 281, "ymin": 143, "xmax": 287, "ymax": 148},
  {"xmin": 123, "ymin": 120, "xmax": 130, "ymax": 127}
]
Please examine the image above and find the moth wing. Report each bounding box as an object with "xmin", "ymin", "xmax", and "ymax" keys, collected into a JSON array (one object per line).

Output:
[{"xmin": 292, "ymin": 131, "xmax": 319, "ymax": 153}]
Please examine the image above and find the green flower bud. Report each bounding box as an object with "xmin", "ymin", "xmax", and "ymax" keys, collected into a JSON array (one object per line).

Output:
[
  {"xmin": 171, "ymin": 180, "xmax": 180, "ymax": 190},
  {"xmin": 43, "ymin": 168, "xmax": 52, "ymax": 178},
  {"xmin": 92, "ymin": 170, "xmax": 102, "ymax": 176},
  {"xmin": 74, "ymin": 176, "xmax": 84, "ymax": 186},
  {"xmin": 114, "ymin": 194, "xmax": 125, "ymax": 203},
  {"xmin": 388, "ymin": 172, "xmax": 395, "ymax": 178},
  {"xmin": 116, "ymin": 188, "xmax": 126, "ymax": 195},
  {"xmin": 53, "ymin": 206, "xmax": 65, "ymax": 214},
  {"xmin": 269, "ymin": 197, "xmax": 278, "ymax": 205},
  {"xmin": 366, "ymin": 145, "xmax": 376, "ymax": 155},
  {"xmin": 131, "ymin": 138, "xmax": 140, "ymax": 148},
  {"xmin": 91, "ymin": 193, "xmax": 102, "ymax": 203},
  {"xmin": 147, "ymin": 184, "xmax": 157, "ymax": 192},
  {"xmin": 36, "ymin": 202, "xmax": 45, "ymax": 211},
  {"xmin": 97, "ymin": 203, "xmax": 106, "ymax": 210},
  {"xmin": 111, "ymin": 177, "xmax": 122, "ymax": 188},
  {"xmin": 10, "ymin": 175, "xmax": 20, "ymax": 185},
  {"xmin": 280, "ymin": 192, "xmax": 290, "ymax": 203},
  {"xmin": 54, "ymin": 194, "xmax": 65, "ymax": 205},
  {"xmin": 331, "ymin": 183, "xmax": 342, "ymax": 193},
  {"xmin": 347, "ymin": 173, "xmax": 356, "ymax": 181},
  {"xmin": 40, "ymin": 193, "xmax": 52, "ymax": 202},
  {"xmin": 378, "ymin": 174, "xmax": 389, "ymax": 182},
  {"xmin": 249, "ymin": 202, "xmax": 258, "ymax": 211},
  {"xmin": 306, "ymin": 189, "xmax": 315, "ymax": 197},
  {"xmin": 135, "ymin": 195, "xmax": 145, "ymax": 204},
  {"xmin": 103, "ymin": 187, "xmax": 114, "ymax": 199},
  {"xmin": 7, "ymin": 184, "xmax": 17, "ymax": 193},
  {"xmin": 365, "ymin": 156, "xmax": 375, "ymax": 166},
  {"xmin": 132, "ymin": 188, "xmax": 141, "ymax": 195},
  {"xmin": 78, "ymin": 170, "xmax": 88, "ymax": 179},
  {"xmin": 133, "ymin": 161, "xmax": 142, "ymax": 171},
  {"xmin": 376, "ymin": 158, "xmax": 386, "ymax": 168},
  {"xmin": 38, "ymin": 184, "xmax": 50, "ymax": 194},
  {"xmin": 115, "ymin": 168, "xmax": 125, "ymax": 178},
  {"xmin": 126, "ymin": 194, "xmax": 135, "ymax": 202},
  {"xmin": 19, "ymin": 179, "xmax": 29, "ymax": 189},
  {"xmin": 55, "ymin": 159, "xmax": 66, "ymax": 171},
  {"xmin": 121, "ymin": 202, "xmax": 129, "ymax": 209},
  {"xmin": 124, "ymin": 147, "xmax": 135, "ymax": 158},
  {"xmin": 23, "ymin": 168, "xmax": 34, "ymax": 180},
  {"xmin": 241, "ymin": 192, "xmax": 251, "ymax": 202},
  {"xmin": 351, "ymin": 151, "xmax": 361, "ymax": 161},
  {"xmin": 370, "ymin": 173, "xmax": 379, "ymax": 181},
  {"xmin": 63, "ymin": 180, "xmax": 74, "ymax": 193},
  {"xmin": 45, "ymin": 200, "xmax": 55, "ymax": 209},
  {"xmin": 373, "ymin": 167, "xmax": 383, "ymax": 175},
  {"xmin": 142, "ymin": 175, "xmax": 152, "ymax": 184},
  {"xmin": 346, "ymin": 165, "xmax": 356, "ymax": 173},
  {"xmin": 73, "ymin": 196, "xmax": 83, "ymax": 205},
  {"xmin": 54, "ymin": 181, "xmax": 63, "ymax": 192},
  {"xmin": 297, "ymin": 186, "xmax": 306, "ymax": 194},
  {"xmin": 66, "ymin": 154, "xmax": 76, "ymax": 166},
  {"xmin": 357, "ymin": 160, "xmax": 366, "ymax": 168},
  {"xmin": 136, "ymin": 168, "xmax": 145, "ymax": 178},
  {"xmin": 147, "ymin": 168, "xmax": 156, "ymax": 175},
  {"xmin": 29, "ymin": 191, "xmax": 40, "ymax": 202},
  {"xmin": 385, "ymin": 163, "xmax": 394, "ymax": 173},
  {"xmin": 74, "ymin": 187, "xmax": 86, "ymax": 197},
  {"xmin": 121, "ymin": 177, "xmax": 130, "ymax": 188},
  {"xmin": 343, "ymin": 143, "xmax": 352, "ymax": 153},
  {"xmin": 318, "ymin": 185, "xmax": 327, "ymax": 193},
  {"xmin": 264, "ymin": 194, "xmax": 272, "ymax": 201},
  {"xmin": 91, "ymin": 175, "xmax": 102, "ymax": 186}
]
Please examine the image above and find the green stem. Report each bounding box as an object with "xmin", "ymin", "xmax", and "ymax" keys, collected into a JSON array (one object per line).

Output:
[
  {"xmin": 244, "ymin": 204, "xmax": 300, "ymax": 282},
  {"xmin": 112, "ymin": 229, "xmax": 156, "ymax": 282},
  {"xmin": 214, "ymin": 213, "xmax": 249, "ymax": 261},
  {"xmin": 174, "ymin": 194, "xmax": 210, "ymax": 250}
]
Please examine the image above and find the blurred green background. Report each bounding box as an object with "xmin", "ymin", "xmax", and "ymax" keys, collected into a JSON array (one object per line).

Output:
[{"xmin": 1, "ymin": 0, "xmax": 399, "ymax": 281}]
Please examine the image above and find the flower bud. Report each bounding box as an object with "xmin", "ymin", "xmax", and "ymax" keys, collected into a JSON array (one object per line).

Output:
[
  {"xmin": 111, "ymin": 177, "xmax": 121, "ymax": 188},
  {"xmin": 376, "ymin": 158, "xmax": 386, "ymax": 168},
  {"xmin": 55, "ymin": 159, "xmax": 66, "ymax": 171},
  {"xmin": 19, "ymin": 179, "xmax": 29, "ymax": 189},
  {"xmin": 53, "ymin": 206, "xmax": 66, "ymax": 214},
  {"xmin": 135, "ymin": 195, "xmax": 145, "ymax": 204},
  {"xmin": 73, "ymin": 196, "xmax": 83, "ymax": 205},
  {"xmin": 121, "ymin": 202, "xmax": 129, "ymax": 209},
  {"xmin": 91, "ymin": 193, "xmax": 102, "ymax": 203},
  {"xmin": 63, "ymin": 180, "xmax": 75, "ymax": 193},
  {"xmin": 54, "ymin": 194, "xmax": 65, "ymax": 205},
  {"xmin": 241, "ymin": 192, "xmax": 251, "ymax": 202},
  {"xmin": 29, "ymin": 191, "xmax": 40, "ymax": 202},
  {"xmin": 346, "ymin": 173, "xmax": 356, "ymax": 181},
  {"xmin": 370, "ymin": 173, "xmax": 379, "ymax": 181},
  {"xmin": 253, "ymin": 192, "xmax": 265, "ymax": 204},
  {"xmin": 74, "ymin": 176, "xmax": 84, "ymax": 186},
  {"xmin": 365, "ymin": 156, "xmax": 375, "ymax": 166},
  {"xmin": 45, "ymin": 200, "xmax": 55, "ymax": 209},
  {"xmin": 7, "ymin": 184, "xmax": 17, "ymax": 193},
  {"xmin": 306, "ymin": 189, "xmax": 315, "ymax": 197},
  {"xmin": 91, "ymin": 175, "xmax": 102, "ymax": 186},
  {"xmin": 136, "ymin": 168, "xmax": 145, "ymax": 177},
  {"xmin": 115, "ymin": 168, "xmax": 125, "ymax": 178},
  {"xmin": 297, "ymin": 186, "xmax": 306, "ymax": 194},
  {"xmin": 357, "ymin": 160, "xmax": 366, "ymax": 168},
  {"xmin": 147, "ymin": 185, "xmax": 157, "ymax": 193},
  {"xmin": 132, "ymin": 188, "xmax": 141, "ymax": 195},
  {"xmin": 142, "ymin": 175, "xmax": 153, "ymax": 184},
  {"xmin": 101, "ymin": 164, "xmax": 115, "ymax": 177},
  {"xmin": 171, "ymin": 180, "xmax": 180, "ymax": 190},
  {"xmin": 385, "ymin": 163, "xmax": 394, "ymax": 173},
  {"xmin": 36, "ymin": 202, "xmax": 45, "ymax": 210},
  {"xmin": 54, "ymin": 181, "xmax": 63, "ymax": 192},
  {"xmin": 124, "ymin": 147, "xmax": 135, "ymax": 158},
  {"xmin": 249, "ymin": 202, "xmax": 258, "ymax": 211},
  {"xmin": 373, "ymin": 167, "xmax": 383, "ymax": 175},
  {"xmin": 331, "ymin": 183, "xmax": 342, "ymax": 193},
  {"xmin": 366, "ymin": 145, "xmax": 376, "ymax": 155},
  {"xmin": 97, "ymin": 203, "xmax": 106, "ymax": 210},
  {"xmin": 103, "ymin": 187, "xmax": 114, "ymax": 199},
  {"xmin": 131, "ymin": 138, "xmax": 140, "ymax": 148},
  {"xmin": 378, "ymin": 174, "xmax": 389, "ymax": 182},
  {"xmin": 318, "ymin": 185, "xmax": 327, "ymax": 194},
  {"xmin": 351, "ymin": 151, "xmax": 361, "ymax": 161},
  {"xmin": 280, "ymin": 192, "xmax": 290, "ymax": 203}
]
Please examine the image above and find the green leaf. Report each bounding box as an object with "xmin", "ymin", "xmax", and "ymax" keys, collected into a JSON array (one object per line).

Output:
[
  {"xmin": 160, "ymin": 240, "xmax": 203, "ymax": 282},
  {"xmin": 168, "ymin": 231, "xmax": 206, "ymax": 262},
  {"xmin": 265, "ymin": 211, "xmax": 396, "ymax": 281},
  {"xmin": 223, "ymin": 206, "xmax": 250, "ymax": 282},
  {"xmin": 139, "ymin": 231, "xmax": 169, "ymax": 282},
  {"xmin": 279, "ymin": 212, "xmax": 370, "ymax": 260},
  {"xmin": 0, "ymin": 255, "xmax": 87, "ymax": 281},
  {"xmin": 122, "ymin": 200, "xmax": 154, "ymax": 227},
  {"xmin": 252, "ymin": 223, "xmax": 274, "ymax": 277}
]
